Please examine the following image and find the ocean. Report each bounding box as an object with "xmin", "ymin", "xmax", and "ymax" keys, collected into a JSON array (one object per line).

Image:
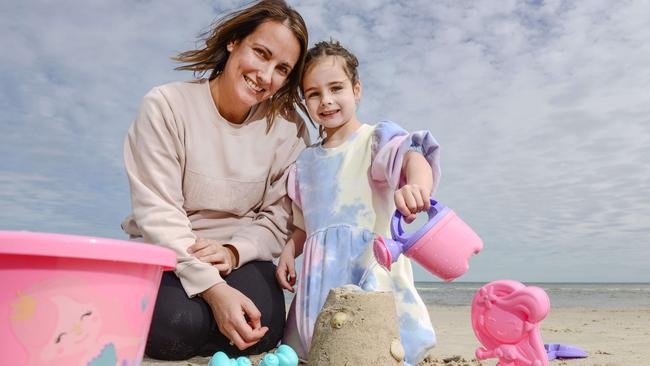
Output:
[
  {"xmin": 414, "ymin": 282, "xmax": 650, "ymax": 308},
  {"xmin": 284, "ymin": 282, "xmax": 650, "ymax": 309}
]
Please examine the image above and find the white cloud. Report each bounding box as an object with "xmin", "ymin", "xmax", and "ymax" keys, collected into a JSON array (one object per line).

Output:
[{"xmin": 1, "ymin": 0, "xmax": 649, "ymax": 281}]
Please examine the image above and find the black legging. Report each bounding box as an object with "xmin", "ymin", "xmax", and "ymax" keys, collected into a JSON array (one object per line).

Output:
[{"xmin": 145, "ymin": 261, "xmax": 285, "ymax": 360}]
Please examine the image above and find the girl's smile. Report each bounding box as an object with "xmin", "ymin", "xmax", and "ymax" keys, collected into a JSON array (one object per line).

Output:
[{"xmin": 319, "ymin": 108, "xmax": 340, "ymax": 119}]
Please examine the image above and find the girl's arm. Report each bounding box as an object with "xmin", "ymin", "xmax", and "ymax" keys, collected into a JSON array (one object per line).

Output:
[
  {"xmin": 403, "ymin": 151, "xmax": 434, "ymax": 192},
  {"xmin": 394, "ymin": 151, "xmax": 434, "ymax": 223},
  {"xmin": 370, "ymin": 122, "xmax": 440, "ymax": 222},
  {"xmin": 289, "ymin": 228, "xmax": 306, "ymax": 257},
  {"xmin": 275, "ymin": 228, "xmax": 306, "ymax": 292}
]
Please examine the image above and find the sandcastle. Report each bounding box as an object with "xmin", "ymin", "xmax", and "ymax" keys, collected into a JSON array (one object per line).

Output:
[{"xmin": 308, "ymin": 286, "xmax": 405, "ymax": 365}]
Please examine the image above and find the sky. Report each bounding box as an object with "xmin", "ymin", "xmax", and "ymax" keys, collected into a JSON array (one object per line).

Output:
[{"xmin": 1, "ymin": 0, "xmax": 649, "ymax": 283}]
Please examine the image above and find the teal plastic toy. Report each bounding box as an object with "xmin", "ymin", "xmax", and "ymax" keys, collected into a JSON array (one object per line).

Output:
[
  {"xmin": 208, "ymin": 352, "xmax": 251, "ymax": 366},
  {"xmin": 208, "ymin": 344, "xmax": 298, "ymax": 366},
  {"xmin": 260, "ymin": 345, "xmax": 299, "ymax": 366}
]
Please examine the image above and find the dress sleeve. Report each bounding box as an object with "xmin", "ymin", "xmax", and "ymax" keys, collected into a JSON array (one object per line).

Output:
[
  {"xmin": 370, "ymin": 120, "xmax": 441, "ymax": 191},
  {"xmin": 227, "ymin": 120, "xmax": 309, "ymax": 266},
  {"xmin": 124, "ymin": 87, "xmax": 224, "ymax": 297}
]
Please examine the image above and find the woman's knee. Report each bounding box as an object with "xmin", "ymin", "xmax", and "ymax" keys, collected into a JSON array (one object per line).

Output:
[
  {"xmin": 226, "ymin": 261, "xmax": 285, "ymax": 319},
  {"xmin": 145, "ymin": 272, "xmax": 214, "ymax": 360},
  {"xmin": 225, "ymin": 261, "xmax": 286, "ymax": 351}
]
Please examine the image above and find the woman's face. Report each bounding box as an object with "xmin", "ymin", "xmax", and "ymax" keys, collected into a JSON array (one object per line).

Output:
[{"xmin": 223, "ymin": 21, "xmax": 300, "ymax": 109}]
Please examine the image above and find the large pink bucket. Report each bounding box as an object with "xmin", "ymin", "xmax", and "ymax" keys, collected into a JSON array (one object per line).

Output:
[{"xmin": 0, "ymin": 231, "xmax": 176, "ymax": 366}]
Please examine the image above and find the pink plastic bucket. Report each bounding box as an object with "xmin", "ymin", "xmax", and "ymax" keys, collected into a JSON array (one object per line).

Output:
[
  {"xmin": 0, "ymin": 231, "xmax": 176, "ymax": 366},
  {"xmin": 373, "ymin": 198, "xmax": 482, "ymax": 281},
  {"xmin": 404, "ymin": 209, "xmax": 483, "ymax": 281}
]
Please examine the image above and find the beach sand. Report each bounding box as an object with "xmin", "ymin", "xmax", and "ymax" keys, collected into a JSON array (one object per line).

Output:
[
  {"xmin": 142, "ymin": 304, "xmax": 649, "ymax": 366},
  {"xmin": 420, "ymin": 305, "xmax": 649, "ymax": 366}
]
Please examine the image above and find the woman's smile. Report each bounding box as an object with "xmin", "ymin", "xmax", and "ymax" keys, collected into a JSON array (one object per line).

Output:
[{"xmin": 244, "ymin": 75, "xmax": 265, "ymax": 94}]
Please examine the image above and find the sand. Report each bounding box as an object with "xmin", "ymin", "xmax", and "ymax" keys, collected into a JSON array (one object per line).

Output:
[
  {"xmin": 142, "ymin": 305, "xmax": 650, "ymax": 366},
  {"xmin": 420, "ymin": 306, "xmax": 650, "ymax": 366},
  {"xmin": 308, "ymin": 287, "xmax": 403, "ymax": 365}
]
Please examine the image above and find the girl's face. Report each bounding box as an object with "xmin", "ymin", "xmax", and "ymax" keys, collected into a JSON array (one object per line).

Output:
[
  {"xmin": 302, "ymin": 56, "xmax": 361, "ymax": 135},
  {"xmin": 222, "ymin": 21, "xmax": 300, "ymax": 109}
]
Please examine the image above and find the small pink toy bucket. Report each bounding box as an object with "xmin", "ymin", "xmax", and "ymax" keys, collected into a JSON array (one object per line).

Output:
[
  {"xmin": 373, "ymin": 199, "xmax": 483, "ymax": 281},
  {"xmin": 404, "ymin": 208, "xmax": 483, "ymax": 281},
  {"xmin": 0, "ymin": 231, "xmax": 176, "ymax": 366}
]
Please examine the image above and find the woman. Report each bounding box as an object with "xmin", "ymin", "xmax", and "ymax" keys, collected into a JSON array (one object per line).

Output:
[{"xmin": 122, "ymin": 0, "xmax": 309, "ymax": 360}]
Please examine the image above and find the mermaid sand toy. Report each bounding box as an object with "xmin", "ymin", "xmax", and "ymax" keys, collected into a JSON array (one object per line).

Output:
[{"xmin": 471, "ymin": 280, "xmax": 551, "ymax": 366}]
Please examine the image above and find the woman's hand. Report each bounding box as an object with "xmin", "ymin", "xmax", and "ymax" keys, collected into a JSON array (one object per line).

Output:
[
  {"xmin": 201, "ymin": 283, "xmax": 268, "ymax": 350},
  {"xmin": 276, "ymin": 243, "xmax": 297, "ymax": 292},
  {"xmin": 188, "ymin": 238, "xmax": 238, "ymax": 276},
  {"xmin": 394, "ymin": 183, "xmax": 431, "ymax": 223}
]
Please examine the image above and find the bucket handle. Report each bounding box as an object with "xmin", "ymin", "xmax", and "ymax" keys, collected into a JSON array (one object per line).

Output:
[{"xmin": 390, "ymin": 198, "xmax": 448, "ymax": 247}]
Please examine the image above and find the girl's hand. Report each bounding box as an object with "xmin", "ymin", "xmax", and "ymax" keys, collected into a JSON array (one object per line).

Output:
[
  {"xmin": 276, "ymin": 245, "xmax": 297, "ymax": 292},
  {"xmin": 394, "ymin": 184, "xmax": 431, "ymax": 223},
  {"xmin": 201, "ymin": 283, "xmax": 268, "ymax": 350},
  {"xmin": 188, "ymin": 238, "xmax": 238, "ymax": 276}
]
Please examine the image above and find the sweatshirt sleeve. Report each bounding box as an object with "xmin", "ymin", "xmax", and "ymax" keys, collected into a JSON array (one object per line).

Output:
[
  {"xmin": 227, "ymin": 119, "xmax": 309, "ymax": 266},
  {"xmin": 124, "ymin": 87, "xmax": 224, "ymax": 297},
  {"xmin": 286, "ymin": 164, "xmax": 305, "ymax": 231},
  {"xmin": 370, "ymin": 120, "xmax": 441, "ymax": 191}
]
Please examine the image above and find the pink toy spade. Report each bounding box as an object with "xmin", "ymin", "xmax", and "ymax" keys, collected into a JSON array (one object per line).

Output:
[{"xmin": 471, "ymin": 280, "xmax": 550, "ymax": 366}]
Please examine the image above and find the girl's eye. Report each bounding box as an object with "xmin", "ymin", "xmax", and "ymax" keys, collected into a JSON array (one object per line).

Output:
[
  {"xmin": 81, "ymin": 310, "xmax": 92, "ymax": 319},
  {"xmin": 331, "ymin": 86, "xmax": 343, "ymax": 92},
  {"xmin": 306, "ymin": 92, "xmax": 319, "ymax": 99},
  {"xmin": 254, "ymin": 48, "xmax": 265, "ymax": 57},
  {"xmin": 55, "ymin": 332, "xmax": 66, "ymax": 344}
]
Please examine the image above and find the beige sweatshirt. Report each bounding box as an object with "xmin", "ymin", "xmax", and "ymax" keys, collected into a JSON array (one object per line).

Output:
[{"xmin": 122, "ymin": 79, "xmax": 308, "ymax": 297}]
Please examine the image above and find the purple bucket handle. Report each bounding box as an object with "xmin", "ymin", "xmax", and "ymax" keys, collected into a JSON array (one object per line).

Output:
[{"xmin": 390, "ymin": 198, "xmax": 450, "ymax": 252}]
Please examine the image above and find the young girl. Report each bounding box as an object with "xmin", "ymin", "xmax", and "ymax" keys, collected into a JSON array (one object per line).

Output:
[{"xmin": 275, "ymin": 40, "xmax": 440, "ymax": 365}]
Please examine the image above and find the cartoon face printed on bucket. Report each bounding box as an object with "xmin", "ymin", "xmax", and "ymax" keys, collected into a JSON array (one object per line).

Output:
[{"xmin": 9, "ymin": 276, "xmax": 143, "ymax": 366}]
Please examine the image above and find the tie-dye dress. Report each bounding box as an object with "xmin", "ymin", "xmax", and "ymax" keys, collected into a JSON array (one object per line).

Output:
[{"xmin": 283, "ymin": 121, "xmax": 441, "ymax": 365}]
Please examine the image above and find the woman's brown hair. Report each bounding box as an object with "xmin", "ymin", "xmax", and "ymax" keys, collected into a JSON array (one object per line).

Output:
[{"xmin": 173, "ymin": 0, "xmax": 308, "ymax": 130}]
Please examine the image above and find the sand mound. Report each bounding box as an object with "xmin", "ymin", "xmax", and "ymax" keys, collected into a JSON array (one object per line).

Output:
[{"xmin": 308, "ymin": 286, "xmax": 404, "ymax": 365}]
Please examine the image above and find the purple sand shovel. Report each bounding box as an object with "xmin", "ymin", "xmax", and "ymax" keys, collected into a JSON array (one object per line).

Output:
[{"xmin": 545, "ymin": 343, "xmax": 588, "ymax": 360}]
